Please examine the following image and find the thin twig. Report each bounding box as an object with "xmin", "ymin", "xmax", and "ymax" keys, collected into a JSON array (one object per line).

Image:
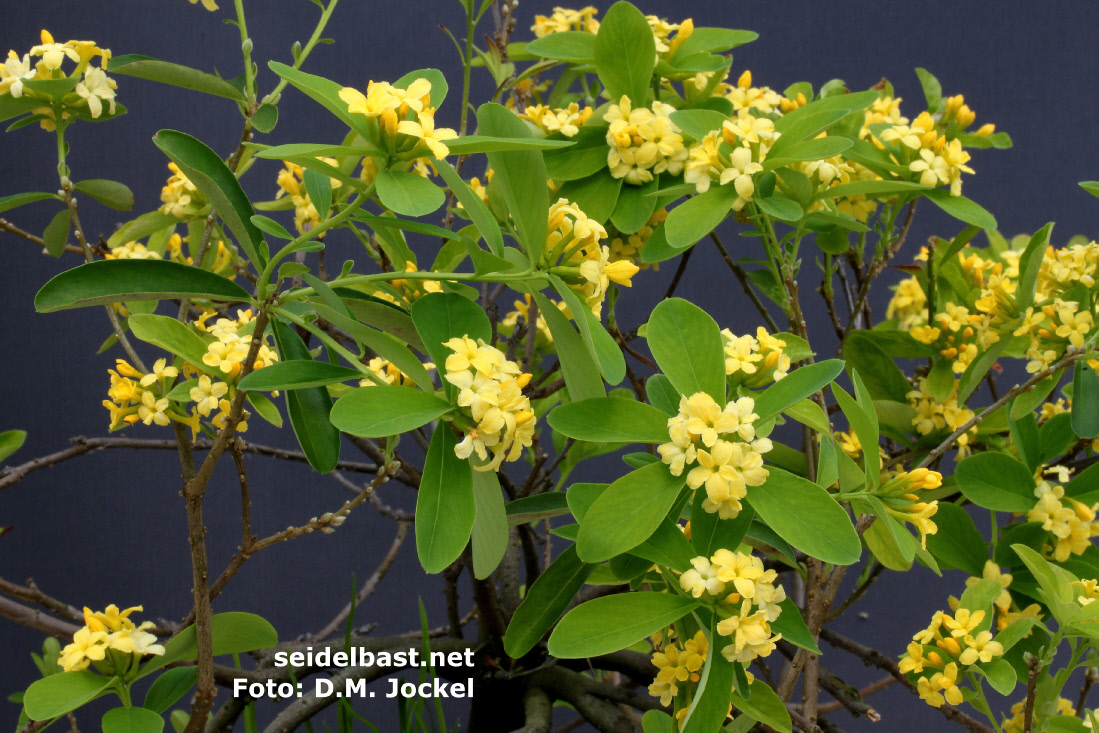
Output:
[
  {"xmin": 0, "ymin": 217, "xmax": 82, "ymax": 253},
  {"xmin": 663, "ymin": 244, "xmax": 695, "ymax": 299},
  {"xmin": 1023, "ymin": 654, "xmax": 1040, "ymax": 732}
]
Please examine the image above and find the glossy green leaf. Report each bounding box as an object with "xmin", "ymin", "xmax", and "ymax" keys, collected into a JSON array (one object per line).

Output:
[
  {"xmin": 555, "ymin": 168, "xmax": 623, "ymax": 223},
  {"xmin": 547, "ymin": 592, "xmax": 698, "ymax": 658},
  {"xmin": 923, "ymin": 189, "xmax": 997, "ymax": 230},
  {"xmin": 755, "ymin": 360, "xmax": 844, "ymax": 423},
  {"xmin": 153, "ymin": 130, "xmax": 266, "ymax": 268},
  {"xmin": 549, "ymin": 274, "xmax": 626, "ymax": 384},
  {"xmin": 680, "ymin": 619, "xmax": 735, "ymax": 732},
  {"xmin": 310, "ymin": 302, "xmax": 433, "ymax": 391},
  {"xmin": 832, "ymin": 380, "xmax": 880, "ymax": 486},
  {"xmin": 543, "ymin": 126, "xmax": 611, "ymax": 181},
  {"xmin": 577, "ymin": 461, "xmax": 687, "ymax": 563},
  {"xmin": 23, "ymin": 671, "xmax": 113, "ymax": 722},
  {"xmin": 410, "ymin": 292, "xmax": 491, "ymax": 388},
  {"xmin": 506, "ymin": 492, "xmax": 571, "ymax": 525},
  {"xmin": 771, "ymin": 597, "xmax": 821, "ymax": 653},
  {"xmin": 393, "ymin": 68, "xmax": 447, "ymax": 108},
  {"xmin": 664, "ymin": 184, "xmax": 738, "ymax": 248},
  {"xmin": 914, "ymin": 67, "xmax": 943, "ymax": 112},
  {"xmin": 330, "ymin": 385, "xmax": 452, "ymax": 437},
  {"xmin": 525, "ymin": 31, "xmax": 596, "ymax": 61},
  {"xmin": 611, "ymin": 175, "xmax": 659, "ymax": 233},
  {"xmin": 143, "ymin": 667, "xmax": 197, "ymax": 714},
  {"xmin": 128, "ymin": 314, "xmax": 214, "ymax": 371},
  {"xmin": 102, "ymin": 707, "xmax": 165, "ymax": 733},
  {"xmin": 272, "ymin": 319, "xmax": 341, "ymax": 473},
  {"xmin": 925, "ymin": 502, "xmax": 986, "ymax": 575},
  {"xmin": 138, "ymin": 612, "xmax": 278, "ymax": 678},
  {"xmin": 0, "ymin": 429, "xmax": 27, "ymax": 463},
  {"xmin": 672, "ymin": 28, "xmax": 758, "ymax": 58},
  {"xmin": 504, "ymin": 545, "xmax": 594, "ymax": 658},
  {"xmin": 42, "ymin": 209, "xmax": 71, "ymax": 258},
  {"xmin": 646, "ymin": 297, "xmax": 725, "ymax": 404},
  {"xmin": 269, "ymin": 61, "xmax": 373, "ymax": 141},
  {"xmin": 548, "ymin": 397, "xmax": 670, "ymax": 444},
  {"xmin": 783, "ymin": 399, "xmax": 831, "ymax": 435},
  {"xmin": 251, "ymin": 102, "xmax": 278, "ymax": 133},
  {"xmin": 1073, "ymin": 361, "xmax": 1099, "ymax": 439},
  {"xmin": 437, "ymin": 160, "xmax": 504, "ymax": 255},
  {"xmin": 532, "ymin": 290, "xmax": 605, "ymax": 402},
  {"xmin": 477, "ymin": 103, "xmax": 549, "ymax": 262},
  {"xmin": 36, "ymin": 260, "xmax": 249, "ymax": 312},
  {"xmin": 1012, "ymin": 544, "xmax": 1077, "ymax": 623},
  {"xmin": 376, "ymin": 169, "xmax": 445, "ymax": 217},
  {"xmin": 251, "ymin": 214, "xmax": 293, "ymax": 240},
  {"xmin": 0, "ymin": 192, "xmax": 61, "ymax": 215},
  {"xmin": 646, "ymin": 374, "xmax": 680, "ymax": 415},
  {"xmin": 593, "ymin": 1, "xmax": 656, "ymax": 106},
  {"xmin": 472, "ymin": 468, "xmax": 508, "ymax": 579},
  {"xmin": 73, "ymin": 179, "xmax": 134, "ymax": 211},
  {"xmin": 955, "ymin": 452, "xmax": 1036, "ymax": 512},
  {"xmin": 417, "ymin": 426, "xmax": 475, "ymax": 574},
  {"xmin": 445, "ymin": 136, "xmax": 574, "ymax": 154},
  {"xmin": 978, "ymin": 658, "xmax": 1017, "ymax": 696},
  {"xmin": 730, "ymin": 680, "xmax": 791, "ymax": 733},
  {"xmin": 238, "ymin": 360, "xmax": 363, "ymax": 391},
  {"xmin": 631, "ymin": 518, "xmax": 696, "ymax": 572},
  {"xmin": 668, "ymin": 109, "xmax": 727, "ymax": 143},
  {"xmin": 109, "ymin": 54, "xmax": 244, "ymax": 100},
  {"xmin": 754, "ymin": 196, "xmax": 803, "ymax": 222},
  {"xmin": 107, "ymin": 211, "xmax": 179, "ymax": 249},
  {"xmin": 843, "ymin": 332, "xmax": 911, "ymax": 403},
  {"xmin": 747, "ymin": 468, "xmax": 861, "ymax": 565},
  {"xmin": 303, "ymin": 168, "xmax": 333, "ymax": 219},
  {"xmin": 763, "ymin": 136, "xmax": 852, "ymax": 170},
  {"xmin": 1015, "ymin": 223, "xmax": 1054, "ymax": 312}
]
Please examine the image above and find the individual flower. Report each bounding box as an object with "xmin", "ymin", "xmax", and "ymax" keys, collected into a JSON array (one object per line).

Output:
[
  {"xmin": 74, "ymin": 66, "xmax": 117, "ymax": 118},
  {"xmin": 188, "ymin": 0, "xmax": 219, "ymax": 9},
  {"xmin": 397, "ymin": 111, "xmax": 458, "ymax": 159}
]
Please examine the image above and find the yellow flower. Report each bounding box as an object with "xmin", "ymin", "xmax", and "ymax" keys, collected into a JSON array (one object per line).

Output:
[
  {"xmin": 958, "ymin": 631, "xmax": 1003, "ymax": 665},
  {"xmin": 917, "ymin": 662, "xmax": 963, "ymax": 708},
  {"xmin": 717, "ymin": 600, "xmax": 781, "ymax": 665},
  {"xmin": 58, "ymin": 626, "xmax": 108, "ymax": 671},
  {"xmin": 160, "ymin": 162, "xmax": 206, "ymax": 219},
  {"xmin": 519, "ymin": 103, "xmax": 592, "ymax": 137},
  {"xmin": 532, "ymin": 6, "xmax": 599, "ymax": 36},
  {"xmin": 966, "ymin": 561, "xmax": 1013, "ymax": 613},
  {"xmin": 679, "ymin": 556, "xmax": 726, "ymax": 598},
  {"xmin": 339, "ymin": 81, "xmax": 399, "ymax": 118},
  {"xmin": 898, "ymin": 641, "xmax": 934, "ymax": 675},
  {"xmin": 190, "ymin": 375, "xmax": 229, "ymax": 416},
  {"xmin": 710, "ymin": 549, "xmax": 765, "ymax": 599},
  {"xmin": 139, "ymin": 358, "xmax": 179, "ymax": 387},
  {"xmin": 138, "ymin": 391, "xmax": 171, "ymax": 426},
  {"xmin": 188, "ymin": 0, "xmax": 219, "ymax": 9},
  {"xmin": 74, "ymin": 67, "xmax": 118, "ymax": 118},
  {"xmin": 941, "ymin": 609, "xmax": 984, "ymax": 638},
  {"xmin": 396, "ymin": 112, "xmax": 457, "ymax": 159}
]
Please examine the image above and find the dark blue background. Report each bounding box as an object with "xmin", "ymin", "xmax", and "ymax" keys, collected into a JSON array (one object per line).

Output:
[{"xmin": 2, "ymin": 1, "xmax": 1097, "ymax": 730}]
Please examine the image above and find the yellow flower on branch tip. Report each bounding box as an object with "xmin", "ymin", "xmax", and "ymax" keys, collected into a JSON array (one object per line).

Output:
[
  {"xmin": 942, "ymin": 609, "xmax": 984, "ymax": 638},
  {"xmin": 139, "ymin": 358, "xmax": 179, "ymax": 387},
  {"xmin": 86, "ymin": 604, "xmax": 142, "ymax": 632},
  {"xmin": 679, "ymin": 556, "xmax": 725, "ymax": 598},
  {"xmin": 917, "ymin": 663, "xmax": 963, "ymax": 708},
  {"xmin": 396, "ymin": 112, "xmax": 457, "ymax": 159},
  {"xmin": 958, "ymin": 631, "xmax": 1003, "ymax": 665},
  {"xmin": 75, "ymin": 67, "xmax": 118, "ymax": 118},
  {"xmin": 58, "ymin": 626, "xmax": 108, "ymax": 671},
  {"xmin": 190, "ymin": 375, "xmax": 228, "ymax": 416},
  {"xmin": 30, "ymin": 30, "xmax": 80, "ymax": 70},
  {"xmin": 138, "ymin": 391, "xmax": 171, "ymax": 426},
  {"xmin": 339, "ymin": 81, "xmax": 399, "ymax": 118},
  {"xmin": 189, "ymin": 0, "xmax": 219, "ymax": 9}
]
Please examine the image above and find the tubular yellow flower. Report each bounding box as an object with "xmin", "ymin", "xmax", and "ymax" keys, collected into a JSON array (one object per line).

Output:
[{"xmin": 396, "ymin": 111, "xmax": 457, "ymax": 159}]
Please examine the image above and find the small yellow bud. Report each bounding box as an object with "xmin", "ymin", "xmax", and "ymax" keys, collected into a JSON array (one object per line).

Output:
[{"xmin": 738, "ymin": 69, "xmax": 752, "ymax": 89}]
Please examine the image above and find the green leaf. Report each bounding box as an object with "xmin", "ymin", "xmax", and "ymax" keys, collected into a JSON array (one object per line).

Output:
[
  {"xmin": 832, "ymin": 381, "xmax": 880, "ymax": 486},
  {"xmin": 925, "ymin": 502, "xmax": 986, "ymax": 575},
  {"xmin": 35, "ymin": 260, "xmax": 250, "ymax": 312},
  {"xmin": 782, "ymin": 399, "xmax": 831, "ymax": 435},
  {"xmin": 250, "ymin": 214, "xmax": 293, "ymax": 240},
  {"xmin": 247, "ymin": 392, "xmax": 283, "ymax": 428},
  {"xmin": 994, "ymin": 616, "xmax": 1038, "ymax": 653},
  {"xmin": 762, "ymin": 136, "xmax": 852, "ymax": 170},
  {"xmin": 472, "ymin": 468, "xmax": 508, "ymax": 579},
  {"xmin": 1066, "ymin": 462, "xmax": 1099, "ymax": 505},
  {"xmin": 73, "ymin": 179, "xmax": 134, "ymax": 212},
  {"xmin": 577, "ymin": 461, "xmax": 687, "ymax": 563},
  {"xmin": 730, "ymin": 680, "xmax": 791, "ymax": 733},
  {"xmin": 631, "ymin": 518, "xmax": 697, "ymax": 572},
  {"xmin": 555, "ymin": 168, "xmax": 623, "ymax": 223},
  {"xmin": 303, "ymin": 168, "xmax": 332, "ymax": 218},
  {"xmin": 330, "ymin": 385, "xmax": 452, "ymax": 437},
  {"xmin": 1010, "ymin": 375, "xmax": 1060, "ymax": 421},
  {"xmin": 664, "ymin": 184, "xmax": 738, "ymax": 248},
  {"xmin": 642, "ymin": 710, "xmax": 676, "ymax": 733},
  {"xmin": 153, "ymin": 130, "xmax": 266, "ymax": 268},
  {"xmin": 955, "ymin": 452, "xmax": 1036, "ymax": 512},
  {"xmin": 611, "ymin": 175, "xmax": 659, "ymax": 233},
  {"xmin": 272, "ymin": 319, "xmax": 341, "ymax": 473},
  {"xmin": 102, "ymin": 707, "xmax": 165, "ymax": 733},
  {"xmin": 410, "ymin": 292, "xmax": 492, "ymax": 389},
  {"xmin": 914, "ymin": 68, "xmax": 943, "ymax": 112},
  {"xmin": 548, "ymin": 397, "xmax": 669, "ymax": 444},
  {"xmin": 843, "ymin": 332, "xmax": 911, "ymax": 403},
  {"xmin": 375, "ymin": 169, "xmax": 445, "ymax": 217},
  {"xmin": 128, "ymin": 314, "xmax": 214, "ymax": 371},
  {"xmin": 238, "ymin": 360, "xmax": 363, "ymax": 391},
  {"xmin": 860, "ymin": 501, "xmax": 914, "ymax": 570},
  {"xmin": 1073, "ymin": 361, "xmax": 1099, "ymax": 439},
  {"xmin": 646, "ymin": 297, "xmax": 725, "ymax": 404},
  {"xmin": 978, "ymin": 658, "xmax": 1017, "ymax": 697},
  {"xmin": 1016, "ymin": 223, "xmax": 1054, "ymax": 312},
  {"xmin": 525, "ymin": 31, "xmax": 596, "ymax": 62},
  {"xmin": 394, "ymin": 68, "xmax": 448, "ymax": 108},
  {"xmin": 593, "ymin": 1, "xmax": 656, "ymax": 106},
  {"xmin": 42, "ymin": 209, "xmax": 71, "ymax": 258},
  {"xmin": 646, "ymin": 374, "xmax": 681, "ymax": 415},
  {"xmin": 506, "ymin": 492, "xmax": 571, "ymax": 526},
  {"xmin": 1081, "ymin": 182, "xmax": 1099, "ymax": 199},
  {"xmin": 691, "ymin": 488, "xmax": 754, "ymax": 557},
  {"xmin": 445, "ymin": 136, "xmax": 574, "ymax": 155},
  {"xmin": 0, "ymin": 192, "xmax": 61, "ymax": 214},
  {"xmin": 437, "ymin": 160, "xmax": 504, "ymax": 255},
  {"xmin": 672, "ymin": 28, "xmax": 758, "ymax": 58},
  {"xmin": 23, "ymin": 671, "xmax": 112, "ymax": 721},
  {"xmin": 771, "ymin": 597, "xmax": 821, "ymax": 654},
  {"xmin": 668, "ymin": 109, "xmax": 727, "ymax": 143},
  {"xmin": 680, "ymin": 619, "xmax": 735, "ymax": 732},
  {"xmin": 0, "ymin": 429, "xmax": 27, "ymax": 463},
  {"xmin": 549, "ymin": 274, "xmax": 626, "ymax": 385},
  {"xmin": 143, "ymin": 667, "xmax": 197, "ymax": 714},
  {"xmin": 547, "ymin": 592, "xmax": 699, "ymax": 658},
  {"xmin": 138, "ymin": 612, "xmax": 278, "ymax": 678},
  {"xmin": 1012, "ymin": 544, "xmax": 1077, "ymax": 623},
  {"xmin": 416, "ymin": 426, "xmax": 475, "ymax": 574},
  {"xmin": 253, "ymin": 142, "xmax": 379, "ymax": 160},
  {"xmin": 747, "ymin": 467, "xmax": 861, "ymax": 565},
  {"xmin": 108, "ymin": 54, "xmax": 245, "ymax": 100},
  {"xmin": 107, "ymin": 211, "xmax": 179, "ymax": 249},
  {"xmin": 251, "ymin": 102, "xmax": 278, "ymax": 133},
  {"xmin": 504, "ymin": 545, "xmax": 594, "ymax": 658},
  {"xmin": 754, "ymin": 196, "xmax": 803, "ymax": 222},
  {"xmin": 754, "ymin": 360, "xmax": 844, "ymax": 423},
  {"xmin": 476, "ymin": 103, "xmax": 549, "ymax": 263},
  {"xmin": 269, "ymin": 61, "xmax": 373, "ymax": 141},
  {"xmin": 310, "ymin": 302, "xmax": 434, "ymax": 391},
  {"xmin": 533, "ymin": 290, "xmax": 605, "ymax": 402},
  {"xmin": 922, "ymin": 189, "xmax": 997, "ymax": 230},
  {"xmin": 813, "ymin": 179, "xmax": 927, "ymax": 201}
]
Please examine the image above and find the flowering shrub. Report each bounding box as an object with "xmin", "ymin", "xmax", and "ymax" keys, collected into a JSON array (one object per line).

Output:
[{"xmin": 5, "ymin": 2, "xmax": 1099, "ymax": 732}]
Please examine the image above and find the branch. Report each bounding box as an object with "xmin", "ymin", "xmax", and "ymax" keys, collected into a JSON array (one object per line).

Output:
[
  {"xmin": 817, "ymin": 675, "xmax": 894, "ymax": 716},
  {"xmin": 0, "ymin": 217, "xmax": 81, "ymax": 254},
  {"xmin": 1023, "ymin": 654, "xmax": 1040, "ymax": 732},
  {"xmin": 0, "ymin": 577, "xmax": 82, "ymax": 622},
  {"xmin": 917, "ymin": 345, "xmax": 1094, "ymax": 468},
  {"xmin": 511, "ymin": 686, "xmax": 553, "ymax": 733},
  {"xmin": 0, "ymin": 595, "xmax": 81, "ymax": 639}
]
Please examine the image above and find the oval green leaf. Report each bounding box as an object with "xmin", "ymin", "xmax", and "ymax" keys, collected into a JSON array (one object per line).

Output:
[
  {"xmin": 547, "ymin": 592, "xmax": 699, "ymax": 659},
  {"xmin": 272, "ymin": 319, "xmax": 341, "ymax": 473},
  {"xmin": 955, "ymin": 452, "xmax": 1036, "ymax": 512},
  {"xmin": 646, "ymin": 297, "xmax": 726, "ymax": 404},
  {"xmin": 330, "ymin": 385, "xmax": 453, "ymax": 437},
  {"xmin": 547, "ymin": 397, "xmax": 670, "ymax": 444},
  {"xmin": 504, "ymin": 544, "xmax": 594, "ymax": 658},
  {"xmin": 23, "ymin": 671, "xmax": 113, "ymax": 722},
  {"xmin": 593, "ymin": 1, "xmax": 656, "ymax": 107},
  {"xmin": 376, "ymin": 169, "xmax": 445, "ymax": 217},
  {"xmin": 102, "ymin": 706, "xmax": 165, "ymax": 733},
  {"xmin": 238, "ymin": 360, "xmax": 365, "ymax": 391},
  {"xmin": 417, "ymin": 426, "xmax": 475, "ymax": 574}
]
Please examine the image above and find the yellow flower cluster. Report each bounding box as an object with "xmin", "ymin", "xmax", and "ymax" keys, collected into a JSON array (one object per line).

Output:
[
  {"xmin": 722, "ymin": 71, "xmax": 783, "ymax": 114},
  {"xmin": 647, "ymin": 629, "xmax": 707, "ymax": 707},
  {"xmin": 657, "ymin": 393, "xmax": 771, "ymax": 519},
  {"xmin": 683, "ymin": 112, "xmax": 777, "ymax": 208},
  {"xmin": 906, "ymin": 377, "xmax": 976, "ymax": 459},
  {"xmin": 275, "ymin": 159, "xmax": 340, "ymax": 234},
  {"xmin": 910, "ymin": 301, "xmax": 999, "ymax": 374},
  {"xmin": 0, "ymin": 31, "xmax": 116, "ymax": 128},
  {"xmin": 868, "ymin": 101, "xmax": 975, "ymax": 197},
  {"xmin": 443, "ymin": 336, "xmax": 536, "ymax": 471},
  {"xmin": 544, "ymin": 197, "xmax": 638, "ymax": 317},
  {"xmin": 606, "ymin": 209, "xmax": 666, "ymax": 270},
  {"xmin": 900, "ymin": 606, "xmax": 1004, "ymax": 708},
  {"xmin": 1073, "ymin": 578, "xmax": 1099, "ymax": 607},
  {"xmin": 160, "ymin": 162, "xmax": 207, "ymax": 219},
  {"xmin": 519, "ymin": 102, "xmax": 593, "ymax": 138},
  {"xmin": 104, "ymin": 358, "xmax": 179, "ymax": 430},
  {"xmin": 531, "ymin": 6, "xmax": 600, "ymax": 37},
  {"xmin": 886, "ymin": 276, "xmax": 927, "ymax": 331},
  {"xmin": 59, "ymin": 605, "xmax": 164, "ymax": 672},
  {"xmin": 720, "ymin": 327, "xmax": 791, "ymax": 387},
  {"xmin": 604, "ymin": 97, "xmax": 688, "ymax": 185},
  {"xmin": 338, "ymin": 77, "xmax": 456, "ymax": 161},
  {"xmin": 197, "ymin": 308, "xmax": 279, "ymax": 379},
  {"xmin": 1027, "ymin": 481, "xmax": 1099, "ymax": 562},
  {"xmin": 949, "ymin": 560, "xmax": 1042, "ymax": 633},
  {"xmin": 876, "ymin": 468, "xmax": 941, "ymax": 546},
  {"xmin": 1003, "ymin": 698, "xmax": 1077, "ymax": 733},
  {"xmin": 105, "ymin": 241, "xmax": 161, "ymax": 260}
]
